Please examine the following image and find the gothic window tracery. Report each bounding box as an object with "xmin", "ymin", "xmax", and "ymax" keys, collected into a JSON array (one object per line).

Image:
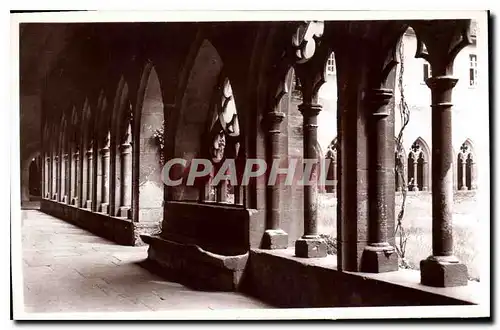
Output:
[
  {"xmin": 202, "ymin": 77, "xmax": 242, "ymax": 205},
  {"xmin": 407, "ymin": 138, "xmax": 429, "ymax": 192},
  {"xmin": 457, "ymin": 139, "xmax": 477, "ymax": 190}
]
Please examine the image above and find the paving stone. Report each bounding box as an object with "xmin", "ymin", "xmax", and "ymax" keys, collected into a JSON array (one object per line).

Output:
[{"xmin": 21, "ymin": 210, "xmax": 269, "ymax": 313}]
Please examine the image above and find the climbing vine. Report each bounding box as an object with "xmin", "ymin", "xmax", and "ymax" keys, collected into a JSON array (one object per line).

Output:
[
  {"xmin": 152, "ymin": 121, "xmax": 165, "ymax": 166},
  {"xmin": 394, "ymin": 38, "xmax": 411, "ymax": 268}
]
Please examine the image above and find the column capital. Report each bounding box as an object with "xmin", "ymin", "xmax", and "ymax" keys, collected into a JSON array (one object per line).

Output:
[
  {"xmin": 63, "ymin": 153, "xmax": 69, "ymax": 160},
  {"xmin": 264, "ymin": 111, "xmax": 285, "ymax": 134},
  {"xmin": 120, "ymin": 143, "xmax": 132, "ymax": 154},
  {"xmin": 100, "ymin": 146, "xmax": 110, "ymax": 156},
  {"xmin": 425, "ymin": 76, "xmax": 458, "ymax": 91},
  {"xmin": 298, "ymin": 103, "xmax": 322, "ymax": 117},
  {"xmin": 412, "ymin": 19, "xmax": 472, "ymax": 76},
  {"xmin": 364, "ymin": 88, "xmax": 393, "ymax": 117}
]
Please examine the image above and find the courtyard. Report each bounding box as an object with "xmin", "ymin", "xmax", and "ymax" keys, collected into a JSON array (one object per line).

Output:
[{"xmin": 317, "ymin": 191, "xmax": 480, "ymax": 280}]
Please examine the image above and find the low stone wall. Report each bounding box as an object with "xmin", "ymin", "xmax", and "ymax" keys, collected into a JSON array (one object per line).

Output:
[
  {"xmin": 162, "ymin": 201, "xmax": 252, "ymax": 255},
  {"xmin": 142, "ymin": 234, "xmax": 249, "ymax": 291},
  {"xmin": 40, "ymin": 198, "xmax": 135, "ymax": 245},
  {"xmin": 241, "ymin": 249, "xmax": 476, "ymax": 308}
]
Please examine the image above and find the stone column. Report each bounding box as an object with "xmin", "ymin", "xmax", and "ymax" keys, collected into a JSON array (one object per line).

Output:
[
  {"xmin": 100, "ymin": 136, "xmax": 110, "ymax": 214},
  {"xmin": 295, "ymin": 102, "xmax": 327, "ymax": 258},
  {"xmin": 361, "ymin": 88, "xmax": 398, "ymax": 273},
  {"xmin": 216, "ymin": 179, "xmax": 228, "ymax": 203},
  {"xmin": 66, "ymin": 150, "xmax": 72, "ymax": 203},
  {"xmin": 262, "ymin": 111, "xmax": 288, "ymax": 249},
  {"xmin": 412, "ymin": 19, "xmax": 471, "ymax": 287},
  {"xmin": 78, "ymin": 146, "xmax": 85, "ymax": 208},
  {"xmin": 412, "ymin": 154, "xmax": 419, "ymax": 191},
  {"xmin": 52, "ymin": 155, "xmax": 58, "ymax": 200},
  {"xmin": 460, "ymin": 155, "xmax": 467, "ymax": 190},
  {"xmin": 469, "ymin": 157, "xmax": 477, "ymax": 190},
  {"xmin": 45, "ymin": 156, "xmax": 50, "ymax": 198},
  {"xmin": 61, "ymin": 154, "xmax": 68, "ymax": 203},
  {"xmin": 118, "ymin": 125, "xmax": 132, "ymax": 218},
  {"xmin": 422, "ymin": 158, "xmax": 429, "ymax": 191},
  {"xmin": 56, "ymin": 152, "xmax": 62, "ymax": 201},
  {"xmin": 85, "ymin": 148, "xmax": 93, "ymax": 209},
  {"xmin": 420, "ymin": 76, "xmax": 468, "ymax": 287},
  {"xmin": 72, "ymin": 150, "xmax": 79, "ymax": 205}
]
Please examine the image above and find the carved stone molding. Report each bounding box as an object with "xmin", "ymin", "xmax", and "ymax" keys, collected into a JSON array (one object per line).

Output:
[
  {"xmin": 292, "ymin": 21, "xmax": 325, "ymax": 64},
  {"xmin": 412, "ymin": 19, "xmax": 472, "ymax": 76}
]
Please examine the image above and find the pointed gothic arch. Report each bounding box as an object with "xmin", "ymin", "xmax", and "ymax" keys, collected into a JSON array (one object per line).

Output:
[
  {"xmin": 457, "ymin": 138, "xmax": 477, "ymax": 190},
  {"xmin": 407, "ymin": 137, "xmax": 430, "ymax": 191}
]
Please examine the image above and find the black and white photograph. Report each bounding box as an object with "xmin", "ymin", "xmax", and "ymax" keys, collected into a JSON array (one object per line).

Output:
[{"xmin": 10, "ymin": 9, "xmax": 491, "ymax": 321}]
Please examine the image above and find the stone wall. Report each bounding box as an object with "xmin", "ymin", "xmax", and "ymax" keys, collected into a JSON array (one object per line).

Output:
[
  {"xmin": 242, "ymin": 249, "xmax": 475, "ymax": 307},
  {"xmin": 40, "ymin": 198, "xmax": 157, "ymax": 246}
]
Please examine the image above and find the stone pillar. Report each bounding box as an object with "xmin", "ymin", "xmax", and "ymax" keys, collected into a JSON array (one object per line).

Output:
[
  {"xmin": 216, "ymin": 180, "xmax": 228, "ymax": 203},
  {"xmin": 100, "ymin": 136, "xmax": 110, "ymax": 214},
  {"xmin": 71, "ymin": 150, "xmax": 79, "ymax": 205},
  {"xmin": 262, "ymin": 111, "xmax": 288, "ymax": 249},
  {"xmin": 469, "ymin": 157, "xmax": 477, "ymax": 190},
  {"xmin": 118, "ymin": 125, "xmax": 132, "ymax": 218},
  {"xmin": 420, "ymin": 76, "xmax": 468, "ymax": 287},
  {"xmin": 460, "ymin": 155, "xmax": 467, "ymax": 190},
  {"xmin": 422, "ymin": 158, "xmax": 429, "ymax": 191},
  {"xmin": 56, "ymin": 151, "xmax": 64, "ymax": 202},
  {"xmin": 78, "ymin": 146, "xmax": 85, "ymax": 208},
  {"xmin": 361, "ymin": 89, "xmax": 398, "ymax": 273},
  {"xmin": 61, "ymin": 153, "xmax": 68, "ymax": 203},
  {"xmin": 44, "ymin": 156, "xmax": 50, "ymax": 198},
  {"xmin": 412, "ymin": 19, "xmax": 471, "ymax": 287},
  {"xmin": 52, "ymin": 155, "xmax": 58, "ymax": 200},
  {"xmin": 412, "ymin": 154, "xmax": 419, "ymax": 191},
  {"xmin": 85, "ymin": 148, "xmax": 93, "ymax": 209},
  {"xmin": 66, "ymin": 150, "xmax": 72, "ymax": 203},
  {"xmin": 295, "ymin": 103, "xmax": 327, "ymax": 258},
  {"xmin": 92, "ymin": 142, "xmax": 100, "ymax": 212}
]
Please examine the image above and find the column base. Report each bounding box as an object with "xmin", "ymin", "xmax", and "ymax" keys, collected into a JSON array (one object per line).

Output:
[
  {"xmin": 118, "ymin": 206, "xmax": 131, "ymax": 219},
  {"xmin": 62, "ymin": 195, "xmax": 68, "ymax": 204},
  {"xmin": 361, "ymin": 244, "xmax": 398, "ymax": 273},
  {"xmin": 52, "ymin": 193, "xmax": 58, "ymax": 200},
  {"xmin": 262, "ymin": 229, "xmax": 288, "ymax": 250},
  {"xmin": 295, "ymin": 236, "xmax": 327, "ymax": 258},
  {"xmin": 100, "ymin": 202, "xmax": 109, "ymax": 214},
  {"xmin": 85, "ymin": 200, "xmax": 92, "ymax": 210},
  {"xmin": 71, "ymin": 197, "xmax": 78, "ymax": 206},
  {"xmin": 420, "ymin": 256, "xmax": 468, "ymax": 287}
]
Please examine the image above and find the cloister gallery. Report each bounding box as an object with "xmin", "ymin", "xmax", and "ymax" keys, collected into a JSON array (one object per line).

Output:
[{"xmin": 18, "ymin": 18, "xmax": 488, "ymax": 308}]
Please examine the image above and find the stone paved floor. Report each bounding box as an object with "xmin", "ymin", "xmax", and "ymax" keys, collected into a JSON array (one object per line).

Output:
[{"xmin": 21, "ymin": 210, "xmax": 271, "ymax": 313}]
